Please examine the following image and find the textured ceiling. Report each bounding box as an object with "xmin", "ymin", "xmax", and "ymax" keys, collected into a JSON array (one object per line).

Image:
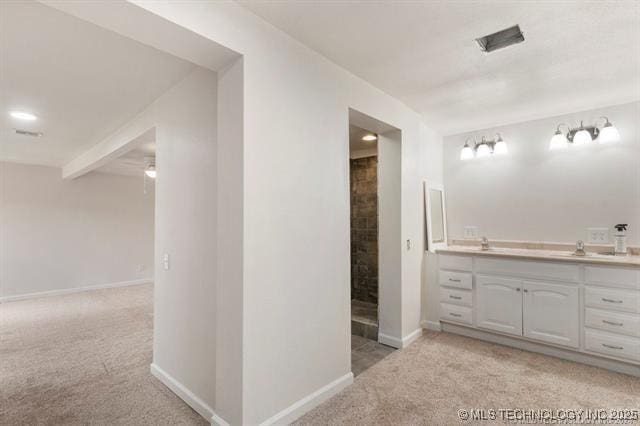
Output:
[{"xmin": 241, "ymin": 0, "xmax": 640, "ymax": 135}]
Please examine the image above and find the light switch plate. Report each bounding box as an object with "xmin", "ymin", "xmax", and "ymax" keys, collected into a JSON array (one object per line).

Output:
[
  {"xmin": 588, "ymin": 227, "xmax": 609, "ymax": 244},
  {"xmin": 163, "ymin": 253, "xmax": 170, "ymax": 270},
  {"xmin": 463, "ymin": 226, "xmax": 479, "ymax": 239}
]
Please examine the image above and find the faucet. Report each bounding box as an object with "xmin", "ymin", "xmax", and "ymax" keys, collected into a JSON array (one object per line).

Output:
[
  {"xmin": 574, "ymin": 240, "xmax": 586, "ymax": 256},
  {"xmin": 481, "ymin": 236, "xmax": 490, "ymax": 251}
]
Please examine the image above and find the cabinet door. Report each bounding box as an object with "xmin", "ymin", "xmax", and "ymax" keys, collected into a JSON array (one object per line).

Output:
[
  {"xmin": 476, "ymin": 275, "xmax": 523, "ymax": 336},
  {"xmin": 523, "ymin": 281, "xmax": 579, "ymax": 348}
]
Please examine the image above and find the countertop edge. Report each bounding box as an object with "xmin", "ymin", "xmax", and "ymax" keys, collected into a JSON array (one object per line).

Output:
[{"xmin": 436, "ymin": 247, "xmax": 640, "ymax": 268}]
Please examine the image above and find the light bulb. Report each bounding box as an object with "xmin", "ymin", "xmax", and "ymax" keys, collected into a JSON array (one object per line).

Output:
[
  {"xmin": 599, "ymin": 124, "xmax": 620, "ymax": 144},
  {"xmin": 549, "ymin": 132, "xmax": 568, "ymax": 150},
  {"xmin": 476, "ymin": 143, "xmax": 491, "ymax": 157},
  {"xmin": 460, "ymin": 144, "xmax": 474, "ymax": 160},
  {"xmin": 494, "ymin": 140, "xmax": 508, "ymax": 155},
  {"xmin": 573, "ymin": 129, "xmax": 591, "ymax": 146}
]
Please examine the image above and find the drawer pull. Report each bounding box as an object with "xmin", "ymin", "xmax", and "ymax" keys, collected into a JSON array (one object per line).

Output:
[
  {"xmin": 449, "ymin": 313, "xmax": 462, "ymax": 318},
  {"xmin": 602, "ymin": 343, "xmax": 624, "ymax": 350},
  {"xmin": 448, "ymin": 278, "xmax": 461, "ymax": 283},
  {"xmin": 602, "ymin": 320, "xmax": 624, "ymax": 327},
  {"xmin": 449, "ymin": 295, "xmax": 462, "ymax": 300},
  {"xmin": 601, "ymin": 298, "xmax": 623, "ymax": 304}
]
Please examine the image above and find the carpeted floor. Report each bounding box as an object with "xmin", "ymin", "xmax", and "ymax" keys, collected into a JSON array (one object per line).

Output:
[
  {"xmin": 0, "ymin": 284, "xmax": 206, "ymax": 425},
  {"xmin": 297, "ymin": 330, "xmax": 640, "ymax": 425},
  {"xmin": 3, "ymin": 286, "xmax": 639, "ymax": 425}
]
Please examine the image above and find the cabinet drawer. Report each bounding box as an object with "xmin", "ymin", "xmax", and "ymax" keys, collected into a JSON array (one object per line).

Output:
[
  {"xmin": 585, "ymin": 287, "xmax": 640, "ymax": 314},
  {"xmin": 585, "ymin": 308, "xmax": 640, "ymax": 338},
  {"xmin": 476, "ymin": 258, "xmax": 579, "ymax": 283},
  {"xmin": 439, "ymin": 270, "xmax": 472, "ymax": 290},
  {"xmin": 585, "ymin": 329, "xmax": 640, "ymax": 363},
  {"xmin": 440, "ymin": 287, "xmax": 472, "ymax": 307},
  {"xmin": 439, "ymin": 255, "xmax": 472, "ymax": 272},
  {"xmin": 585, "ymin": 266, "xmax": 640, "ymax": 290},
  {"xmin": 440, "ymin": 303, "xmax": 472, "ymax": 325}
]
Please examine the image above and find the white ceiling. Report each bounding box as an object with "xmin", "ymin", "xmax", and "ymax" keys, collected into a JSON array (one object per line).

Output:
[
  {"xmin": 241, "ymin": 1, "xmax": 640, "ymax": 135},
  {"xmin": 349, "ymin": 125, "xmax": 377, "ymax": 153},
  {"xmin": 0, "ymin": 1, "xmax": 195, "ymax": 166}
]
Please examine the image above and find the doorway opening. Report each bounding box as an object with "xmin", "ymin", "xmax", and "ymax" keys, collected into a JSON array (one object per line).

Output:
[
  {"xmin": 348, "ymin": 109, "xmax": 401, "ymax": 376},
  {"xmin": 349, "ymin": 125, "xmax": 380, "ymax": 340}
]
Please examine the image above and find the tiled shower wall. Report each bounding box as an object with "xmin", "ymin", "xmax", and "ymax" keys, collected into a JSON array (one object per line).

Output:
[{"xmin": 350, "ymin": 155, "xmax": 378, "ymax": 304}]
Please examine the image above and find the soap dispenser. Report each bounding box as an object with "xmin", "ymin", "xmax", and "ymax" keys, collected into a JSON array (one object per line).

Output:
[{"xmin": 614, "ymin": 224, "xmax": 628, "ymax": 255}]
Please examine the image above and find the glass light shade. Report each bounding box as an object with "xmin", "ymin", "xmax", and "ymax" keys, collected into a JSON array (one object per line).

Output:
[
  {"xmin": 572, "ymin": 129, "xmax": 592, "ymax": 146},
  {"xmin": 145, "ymin": 169, "xmax": 156, "ymax": 179},
  {"xmin": 476, "ymin": 143, "xmax": 491, "ymax": 157},
  {"xmin": 460, "ymin": 145, "xmax": 474, "ymax": 160},
  {"xmin": 493, "ymin": 140, "xmax": 508, "ymax": 155},
  {"xmin": 599, "ymin": 125, "xmax": 620, "ymax": 144},
  {"xmin": 549, "ymin": 132, "xmax": 568, "ymax": 150}
]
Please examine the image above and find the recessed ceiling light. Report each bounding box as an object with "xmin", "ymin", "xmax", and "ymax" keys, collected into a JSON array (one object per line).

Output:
[
  {"xmin": 10, "ymin": 111, "xmax": 37, "ymax": 121},
  {"xmin": 362, "ymin": 134, "xmax": 377, "ymax": 141}
]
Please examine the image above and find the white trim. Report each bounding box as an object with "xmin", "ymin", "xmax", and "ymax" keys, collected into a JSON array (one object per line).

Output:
[
  {"xmin": 379, "ymin": 329, "xmax": 423, "ymax": 349},
  {"xmin": 0, "ymin": 278, "xmax": 153, "ymax": 303},
  {"xmin": 378, "ymin": 332, "xmax": 402, "ymax": 348},
  {"xmin": 421, "ymin": 320, "xmax": 442, "ymax": 332},
  {"xmin": 259, "ymin": 372, "xmax": 353, "ymax": 426},
  {"xmin": 150, "ymin": 363, "xmax": 219, "ymax": 421},
  {"xmin": 442, "ymin": 323, "xmax": 640, "ymax": 378},
  {"xmin": 210, "ymin": 412, "xmax": 230, "ymax": 426},
  {"xmin": 401, "ymin": 328, "xmax": 423, "ymax": 347}
]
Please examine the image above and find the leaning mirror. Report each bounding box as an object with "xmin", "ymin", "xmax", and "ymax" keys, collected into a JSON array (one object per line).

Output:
[{"xmin": 424, "ymin": 182, "xmax": 447, "ymax": 252}]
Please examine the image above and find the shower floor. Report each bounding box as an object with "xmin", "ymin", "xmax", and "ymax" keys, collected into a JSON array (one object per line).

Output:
[{"xmin": 351, "ymin": 299, "xmax": 378, "ymax": 340}]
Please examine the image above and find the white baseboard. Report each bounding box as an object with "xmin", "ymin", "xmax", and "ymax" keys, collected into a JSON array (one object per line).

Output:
[
  {"xmin": 0, "ymin": 278, "xmax": 153, "ymax": 303},
  {"xmin": 420, "ymin": 320, "xmax": 442, "ymax": 332},
  {"xmin": 379, "ymin": 329, "xmax": 423, "ymax": 349},
  {"xmin": 150, "ymin": 363, "xmax": 225, "ymax": 422},
  {"xmin": 210, "ymin": 412, "xmax": 230, "ymax": 426},
  {"xmin": 378, "ymin": 332, "xmax": 402, "ymax": 348},
  {"xmin": 401, "ymin": 328, "xmax": 423, "ymax": 347},
  {"xmin": 259, "ymin": 372, "xmax": 353, "ymax": 426}
]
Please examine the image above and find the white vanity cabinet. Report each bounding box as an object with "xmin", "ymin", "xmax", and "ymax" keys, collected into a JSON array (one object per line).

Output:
[
  {"xmin": 522, "ymin": 281, "xmax": 579, "ymax": 348},
  {"xmin": 437, "ymin": 252, "xmax": 640, "ymax": 376},
  {"xmin": 476, "ymin": 275, "xmax": 522, "ymax": 336}
]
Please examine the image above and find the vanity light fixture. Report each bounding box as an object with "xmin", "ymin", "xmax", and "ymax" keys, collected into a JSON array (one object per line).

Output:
[
  {"xmin": 549, "ymin": 117, "xmax": 620, "ymax": 150},
  {"xmin": 599, "ymin": 117, "xmax": 621, "ymax": 144},
  {"xmin": 362, "ymin": 134, "xmax": 377, "ymax": 141},
  {"xmin": 459, "ymin": 133, "xmax": 508, "ymax": 160}
]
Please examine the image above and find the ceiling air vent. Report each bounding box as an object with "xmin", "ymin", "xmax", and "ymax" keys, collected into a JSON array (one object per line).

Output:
[
  {"xmin": 14, "ymin": 129, "xmax": 43, "ymax": 137},
  {"xmin": 476, "ymin": 25, "xmax": 524, "ymax": 53}
]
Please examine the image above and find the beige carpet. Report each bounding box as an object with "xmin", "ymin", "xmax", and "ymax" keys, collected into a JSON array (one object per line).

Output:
[
  {"xmin": 297, "ymin": 331, "xmax": 640, "ymax": 425},
  {"xmin": 0, "ymin": 284, "xmax": 206, "ymax": 425},
  {"xmin": 3, "ymin": 287, "xmax": 639, "ymax": 425}
]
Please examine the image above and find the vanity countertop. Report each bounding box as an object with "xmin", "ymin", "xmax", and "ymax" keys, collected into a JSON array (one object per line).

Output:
[{"xmin": 437, "ymin": 245, "xmax": 640, "ymax": 268}]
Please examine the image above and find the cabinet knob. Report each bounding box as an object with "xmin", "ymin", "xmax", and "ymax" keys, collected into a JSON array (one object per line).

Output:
[
  {"xmin": 516, "ymin": 288, "xmax": 521, "ymax": 292},
  {"xmin": 523, "ymin": 289, "xmax": 528, "ymax": 293}
]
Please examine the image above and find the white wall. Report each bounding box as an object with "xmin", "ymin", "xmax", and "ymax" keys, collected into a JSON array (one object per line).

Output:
[
  {"xmin": 377, "ymin": 131, "xmax": 402, "ymax": 344},
  {"xmin": 150, "ymin": 69, "xmax": 219, "ymax": 413},
  {"xmin": 126, "ymin": 3, "xmax": 444, "ymax": 424},
  {"xmin": 62, "ymin": 2, "xmax": 444, "ymax": 423},
  {"xmin": 444, "ymin": 101, "xmax": 640, "ymax": 247},
  {"xmin": 0, "ymin": 162, "xmax": 154, "ymax": 299}
]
